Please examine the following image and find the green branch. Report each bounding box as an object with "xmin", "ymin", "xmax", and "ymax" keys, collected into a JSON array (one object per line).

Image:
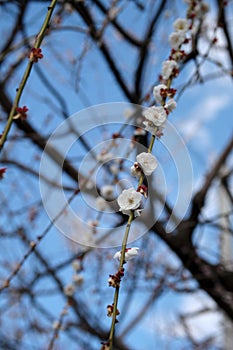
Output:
[{"xmin": 0, "ymin": 0, "xmax": 58, "ymax": 153}]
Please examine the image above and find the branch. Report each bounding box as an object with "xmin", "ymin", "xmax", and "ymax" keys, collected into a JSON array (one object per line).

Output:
[
  {"xmin": 134, "ymin": 0, "xmax": 167, "ymax": 98},
  {"xmin": 70, "ymin": 0, "xmax": 137, "ymax": 102},
  {"xmin": 217, "ymin": 0, "xmax": 233, "ymax": 71},
  {"xmin": 190, "ymin": 134, "xmax": 233, "ymax": 225},
  {"xmin": 92, "ymin": 0, "xmax": 143, "ymax": 47},
  {"xmin": 0, "ymin": 1, "xmax": 28, "ymax": 61},
  {"xmin": 0, "ymin": 0, "xmax": 58, "ymax": 152},
  {"xmin": 151, "ymin": 221, "xmax": 233, "ymax": 321}
]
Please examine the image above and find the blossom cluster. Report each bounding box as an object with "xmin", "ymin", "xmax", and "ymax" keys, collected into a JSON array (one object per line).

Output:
[
  {"xmin": 103, "ymin": 4, "xmax": 210, "ymax": 346},
  {"xmin": 185, "ymin": 0, "xmax": 209, "ymax": 20},
  {"xmin": 142, "ymin": 83, "xmax": 177, "ymax": 136},
  {"xmin": 110, "ymin": 8, "xmax": 197, "ymax": 289},
  {"xmin": 109, "ymin": 7, "xmax": 198, "ymax": 292},
  {"xmin": 63, "ymin": 259, "xmax": 84, "ymax": 297},
  {"xmin": 169, "ymin": 18, "xmax": 189, "ymax": 51}
]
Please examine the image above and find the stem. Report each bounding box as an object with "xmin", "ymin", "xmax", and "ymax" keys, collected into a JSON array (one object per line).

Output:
[
  {"xmin": 108, "ymin": 126, "xmax": 158, "ymax": 349},
  {"xmin": 147, "ymin": 133, "xmax": 156, "ymax": 154},
  {"xmin": 0, "ymin": 0, "xmax": 58, "ymax": 153},
  {"xmin": 108, "ymin": 211, "xmax": 134, "ymax": 349}
]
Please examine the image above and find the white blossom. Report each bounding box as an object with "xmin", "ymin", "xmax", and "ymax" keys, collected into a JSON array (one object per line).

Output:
[
  {"xmin": 184, "ymin": 1, "xmax": 209, "ymax": 18},
  {"xmin": 195, "ymin": 2, "xmax": 210, "ymax": 18},
  {"xmin": 95, "ymin": 197, "xmax": 109, "ymax": 211},
  {"xmin": 162, "ymin": 60, "xmax": 178, "ymax": 80},
  {"xmin": 169, "ymin": 32, "xmax": 185, "ymax": 50},
  {"xmin": 165, "ymin": 99, "xmax": 177, "ymax": 113},
  {"xmin": 64, "ymin": 3, "xmax": 73, "ymax": 13},
  {"xmin": 85, "ymin": 180, "xmax": 94, "ymax": 190},
  {"xmin": 200, "ymin": 2, "xmax": 210, "ymax": 14},
  {"xmin": 87, "ymin": 220, "xmax": 99, "ymax": 234},
  {"xmin": 143, "ymin": 120, "xmax": 157, "ymax": 134},
  {"xmin": 72, "ymin": 274, "xmax": 84, "ymax": 285},
  {"xmin": 143, "ymin": 106, "xmax": 167, "ymax": 127},
  {"xmin": 124, "ymin": 108, "xmax": 134, "ymax": 119},
  {"xmin": 143, "ymin": 120, "xmax": 166, "ymax": 136},
  {"xmin": 153, "ymin": 84, "xmax": 167, "ymax": 104},
  {"xmin": 100, "ymin": 185, "xmax": 115, "ymax": 200},
  {"xmin": 52, "ymin": 321, "xmax": 60, "ymax": 330},
  {"xmin": 64, "ymin": 284, "xmax": 75, "ymax": 296},
  {"xmin": 97, "ymin": 150, "xmax": 113, "ymax": 163},
  {"xmin": 136, "ymin": 152, "xmax": 158, "ymax": 176},
  {"xmin": 72, "ymin": 259, "xmax": 82, "ymax": 271},
  {"xmin": 110, "ymin": 164, "xmax": 118, "ymax": 175},
  {"xmin": 173, "ymin": 18, "xmax": 189, "ymax": 33},
  {"xmin": 117, "ymin": 188, "xmax": 142, "ymax": 215},
  {"xmin": 130, "ymin": 163, "xmax": 141, "ymax": 178},
  {"xmin": 87, "ymin": 219, "xmax": 99, "ymax": 227},
  {"xmin": 134, "ymin": 128, "xmax": 146, "ymax": 136},
  {"xmin": 113, "ymin": 247, "xmax": 139, "ymax": 262}
]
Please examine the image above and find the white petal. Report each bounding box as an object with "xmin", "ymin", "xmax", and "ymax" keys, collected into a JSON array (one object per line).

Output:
[
  {"xmin": 113, "ymin": 251, "xmax": 121, "ymax": 260},
  {"xmin": 136, "ymin": 152, "xmax": 158, "ymax": 176}
]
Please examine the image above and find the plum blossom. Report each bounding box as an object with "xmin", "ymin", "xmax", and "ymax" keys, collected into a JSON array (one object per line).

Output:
[
  {"xmin": 194, "ymin": 2, "xmax": 210, "ymax": 18},
  {"xmin": 143, "ymin": 120, "xmax": 157, "ymax": 135},
  {"xmin": 52, "ymin": 321, "xmax": 60, "ymax": 330},
  {"xmin": 165, "ymin": 99, "xmax": 177, "ymax": 113},
  {"xmin": 144, "ymin": 120, "xmax": 166, "ymax": 137},
  {"xmin": 72, "ymin": 259, "xmax": 82, "ymax": 271},
  {"xmin": 97, "ymin": 150, "xmax": 113, "ymax": 163},
  {"xmin": 63, "ymin": 284, "xmax": 75, "ymax": 296},
  {"xmin": 113, "ymin": 247, "xmax": 139, "ymax": 262},
  {"xmin": 169, "ymin": 32, "xmax": 185, "ymax": 50},
  {"xmin": 153, "ymin": 84, "xmax": 167, "ymax": 104},
  {"xmin": 100, "ymin": 185, "xmax": 115, "ymax": 200},
  {"xmin": 134, "ymin": 127, "xmax": 146, "ymax": 136},
  {"xmin": 110, "ymin": 164, "xmax": 118, "ymax": 175},
  {"xmin": 87, "ymin": 219, "xmax": 99, "ymax": 234},
  {"xmin": 72, "ymin": 274, "xmax": 84, "ymax": 285},
  {"xmin": 117, "ymin": 188, "xmax": 142, "ymax": 215},
  {"xmin": 162, "ymin": 60, "xmax": 178, "ymax": 80},
  {"xmin": 143, "ymin": 106, "xmax": 167, "ymax": 127},
  {"xmin": 131, "ymin": 162, "xmax": 142, "ymax": 178},
  {"xmin": 173, "ymin": 18, "xmax": 189, "ymax": 33},
  {"xmin": 95, "ymin": 197, "xmax": 109, "ymax": 211},
  {"xmin": 136, "ymin": 152, "xmax": 158, "ymax": 176}
]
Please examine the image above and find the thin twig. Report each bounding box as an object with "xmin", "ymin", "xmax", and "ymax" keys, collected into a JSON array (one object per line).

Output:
[{"xmin": 0, "ymin": 0, "xmax": 58, "ymax": 152}]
